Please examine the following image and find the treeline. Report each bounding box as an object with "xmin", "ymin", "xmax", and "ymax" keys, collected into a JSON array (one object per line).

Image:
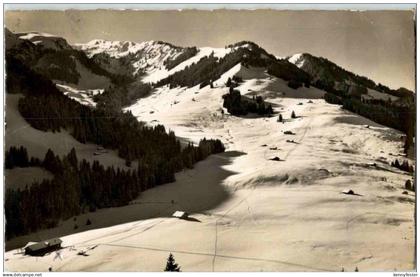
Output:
[
  {"xmin": 93, "ymin": 82, "xmax": 152, "ymax": 109},
  {"xmin": 299, "ymin": 53, "xmax": 377, "ymax": 91},
  {"xmin": 267, "ymin": 59, "xmax": 311, "ymax": 89},
  {"xmin": 301, "ymin": 53, "xmax": 415, "ymax": 100},
  {"xmin": 391, "ymin": 158, "xmax": 414, "ymax": 173},
  {"xmin": 315, "ymin": 53, "xmax": 415, "ymax": 152},
  {"xmin": 6, "ymin": 140, "xmax": 225, "ymax": 239},
  {"xmin": 35, "ymin": 50, "xmax": 80, "ymax": 84},
  {"xmin": 157, "ymin": 53, "xmax": 222, "ymax": 88},
  {"xmin": 5, "ymin": 146, "xmax": 41, "ymax": 169},
  {"xmin": 164, "ymin": 47, "xmax": 198, "ymax": 70},
  {"xmin": 323, "ymin": 90, "xmax": 415, "ymax": 150},
  {"xmin": 223, "ymin": 87, "xmax": 273, "ymax": 116}
]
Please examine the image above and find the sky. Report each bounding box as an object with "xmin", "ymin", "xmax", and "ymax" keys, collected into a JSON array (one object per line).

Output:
[{"xmin": 4, "ymin": 6, "xmax": 416, "ymax": 91}]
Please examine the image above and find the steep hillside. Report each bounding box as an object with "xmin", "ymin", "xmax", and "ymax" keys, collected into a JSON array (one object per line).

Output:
[
  {"xmin": 156, "ymin": 41, "xmax": 311, "ymax": 89},
  {"xmin": 75, "ymin": 39, "xmax": 195, "ymax": 79},
  {"xmin": 6, "ymin": 29, "xmax": 114, "ymax": 106},
  {"xmin": 287, "ymin": 53, "xmax": 414, "ymax": 99},
  {"xmin": 287, "ymin": 52, "xmax": 415, "ymax": 151}
]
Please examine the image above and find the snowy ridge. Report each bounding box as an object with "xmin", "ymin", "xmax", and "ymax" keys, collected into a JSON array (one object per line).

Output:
[
  {"xmin": 75, "ymin": 39, "xmax": 185, "ymax": 77},
  {"xmin": 288, "ymin": 53, "xmax": 305, "ymax": 68}
]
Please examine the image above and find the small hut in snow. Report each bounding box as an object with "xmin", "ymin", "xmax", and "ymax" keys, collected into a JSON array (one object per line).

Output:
[
  {"xmin": 24, "ymin": 238, "xmax": 62, "ymax": 256},
  {"xmin": 172, "ymin": 211, "xmax": 189, "ymax": 219}
]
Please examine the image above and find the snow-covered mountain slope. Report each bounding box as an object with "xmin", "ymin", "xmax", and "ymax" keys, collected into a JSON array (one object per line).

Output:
[
  {"xmin": 142, "ymin": 46, "xmax": 233, "ymax": 84},
  {"xmin": 75, "ymin": 39, "xmax": 236, "ymax": 84},
  {"xmin": 75, "ymin": 40, "xmax": 187, "ymax": 77},
  {"xmin": 6, "ymin": 30, "xmax": 113, "ymax": 106},
  {"xmin": 6, "ymin": 63, "xmax": 414, "ymax": 271},
  {"xmin": 288, "ymin": 53, "xmax": 305, "ymax": 68},
  {"xmin": 4, "ymin": 30, "xmax": 415, "ymax": 271},
  {"xmin": 286, "ymin": 52, "xmax": 413, "ymax": 102}
]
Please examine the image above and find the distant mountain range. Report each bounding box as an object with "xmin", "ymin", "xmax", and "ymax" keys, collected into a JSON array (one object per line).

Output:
[{"xmin": 6, "ymin": 28, "xmax": 413, "ymax": 103}]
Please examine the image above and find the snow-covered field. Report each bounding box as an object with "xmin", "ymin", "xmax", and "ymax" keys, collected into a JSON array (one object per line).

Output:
[{"xmin": 5, "ymin": 66, "xmax": 415, "ymax": 272}]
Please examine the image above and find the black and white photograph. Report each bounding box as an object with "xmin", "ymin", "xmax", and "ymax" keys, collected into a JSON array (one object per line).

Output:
[{"xmin": 1, "ymin": 2, "xmax": 417, "ymax": 274}]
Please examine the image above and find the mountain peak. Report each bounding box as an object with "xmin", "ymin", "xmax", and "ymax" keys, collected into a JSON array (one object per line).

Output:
[{"xmin": 226, "ymin": 41, "xmax": 261, "ymax": 51}]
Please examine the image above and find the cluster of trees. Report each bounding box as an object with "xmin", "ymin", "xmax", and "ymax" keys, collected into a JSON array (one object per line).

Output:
[
  {"xmin": 164, "ymin": 47, "xmax": 198, "ymax": 70},
  {"xmin": 93, "ymin": 82, "xmax": 152, "ymax": 109},
  {"xmin": 267, "ymin": 60, "xmax": 311, "ymax": 89},
  {"xmin": 6, "ymin": 146, "xmax": 28, "ymax": 169},
  {"xmin": 157, "ymin": 53, "xmax": 222, "ymax": 88},
  {"xmin": 324, "ymin": 92, "xmax": 343, "ymax": 105},
  {"xmin": 6, "ymin": 149, "xmax": 81, "ymax": 239},
  {"xmin": 5, "ymin": 140, "xmax": 225, "ymax": 239},
  {"xmin": 34, "ymin": 50, "xmax": 81, "ymax": 84},
  {"xmin": 222, "ymin": 87, "xmax": 273, "ymax": 116},
  {"xmin": 298, "ymin": 53, "xmax": 377, "ymax": 90},
  {"xmin": 391, "ymin": 159, "xmax": 414, "ymax": 173},
  {"xmin": 5, "ymin": 146, "xmax": 42, "ymax": 169},
  {"xmin": 341, "ymin": 98, "xmax": 405, "ymax": 131}
]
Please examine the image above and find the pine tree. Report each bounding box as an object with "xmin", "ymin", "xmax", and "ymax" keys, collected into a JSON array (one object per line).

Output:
[
  {"xmin": 226, "ymin": 77, "xmax": 232, "ymax": 87},
  {"xmin": 67, "ymin": 147, "xmax": 78, "ymax": 169},
  {"xmin": 164, "ymin": 253, "xmax": 181, "ymax": 272},
  {"xmin": 277, "ymin": 114, "xmax": 283, "ymax": 122},
  {"xmin": 291, "ymin": 111, "xmax": 297, "ymax": 119},
  {"xmin": 405, "ymin": 180, "xmax": 412, "ymax": 191}
]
